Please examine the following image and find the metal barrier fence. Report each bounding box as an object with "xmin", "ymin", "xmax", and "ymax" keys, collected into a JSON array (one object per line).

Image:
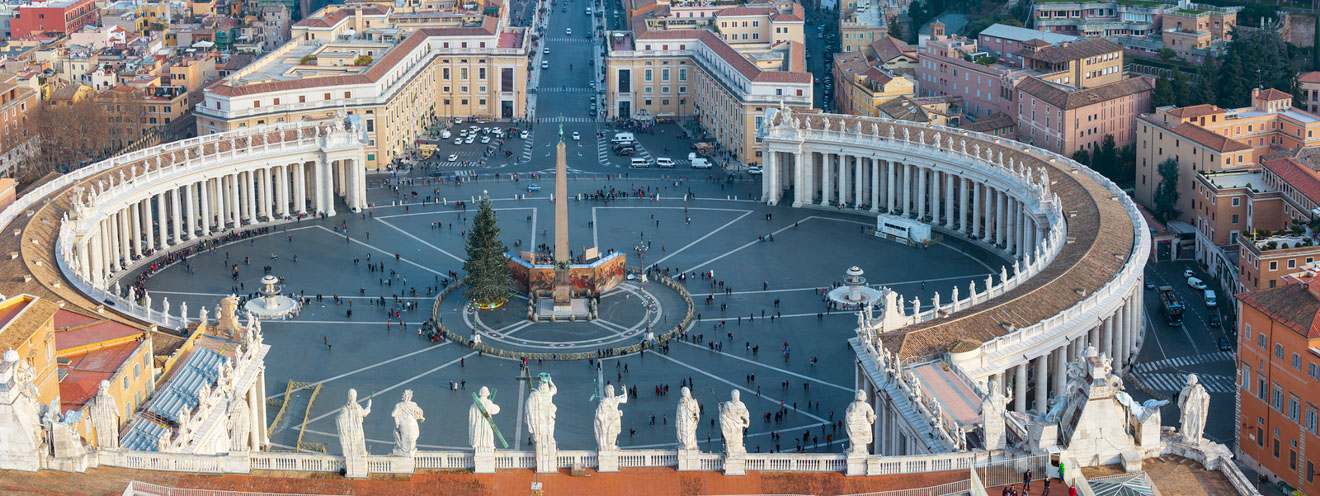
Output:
[
  {"xmin": 839, "ymin": 479, "xmax": 971, "ymax": 496},
  {"xmin": 975, "ymin": 454, "xmax": 1052, "ymax": 490},
  {"xmin": 432, "ymin": 266, "xmax": 695, "ymax": 360},
  {"xmin": 122, "ymin": 481, "xmax": 348, "ymax": 496}
]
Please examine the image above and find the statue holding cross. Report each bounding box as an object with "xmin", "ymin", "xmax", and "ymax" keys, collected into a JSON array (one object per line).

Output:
[{"xmin": 469, "ymin": 386, "xmax": 505, "ymax": 450}]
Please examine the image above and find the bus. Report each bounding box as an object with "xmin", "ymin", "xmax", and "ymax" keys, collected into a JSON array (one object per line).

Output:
[{"xmin": 1158, "ymin": 286, "xmax": 1184, "ymax": 326}]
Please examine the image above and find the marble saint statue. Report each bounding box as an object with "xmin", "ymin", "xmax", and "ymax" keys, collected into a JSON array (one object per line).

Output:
[
  {"xmin": 676, "ymin": 386, "xmax": 700, "ymax": 450},
  {"xmin": 226, "ymin": 396, "xmax": 251, "ymax": 452},
  {"xmin": 391, "ymin": 389, "xmax": 425, "ymax": 455},
  {"xmin": 594, "ymin": 385, "xmax": 628, "ymax": 451},
  {"xmin": 1177, "ymin": 374, "xmax": 1210, "ymax": 445},
  {"xmin": 469, "ymin": 386, "xmax": 500, "ymax": 450},
  {"xmin": 526, "ymin": 376, "xmax": 558, "ymax": 447},
  {"xmin": 336, "ymin": 389, "xmax": 372, "ymax": 458},
  {"xmin": 845, "ymin": 389, "xmax": 876, "ymax": 455},
  {"xmin": 719, "ymin": 390, "xmax": 751, "ymax": 455},
  {"xmin": 89, "ymin": 380, "xmax": 119, "ymax": 449}
]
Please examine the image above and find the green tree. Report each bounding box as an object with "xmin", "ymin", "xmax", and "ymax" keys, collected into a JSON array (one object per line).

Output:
[
  {"xmin": 463, "ymin": 197, "xmax": 511, "ymax": 307},
  {"xmin": 1313, "ymin": 14, "xmax": 1320, "ymax": 71},
  {"xmin": 1071, "ymin": 148, "xmax": 1091, "ymax": 167},
  {"xmin": 1153, "ymin": 72, "xmax": 1175, "ymax": 108},
  {"xmin": 1154, "ymin": 158, "xmax": 1182, "ymax": 222},
  {"xmin": 1195, "ymin": 60, "xmax": 1217, "ymax": 107},
  {"xmin": 1171, "ymin": 69, "xmax": 1190, "ymax": 108},
  {"xmin": 1218, "ymin": 51, "xmax": 1247, "ymax": 109},
  {"xmin": 1096, "ymin": 135, "xmax": 1119, "ymax": 180},
  {"xmin": 1119, "ymin": 145, "xmax": 1136, "ymax": 184}
]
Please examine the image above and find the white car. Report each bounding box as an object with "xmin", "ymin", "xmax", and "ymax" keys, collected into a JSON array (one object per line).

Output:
[
  {"xmin": 1183, "ymin": 269, "xmax": 1195, "ymax": 279},
  {"xmin": 747, "ymin": 165, "xmax": 763, "ymax": 175},
  {"xmin": 542, "ymin": 60, "xmax": 549, "ymax": 69},
  {"xmin": 453, "ymin": 117, "xmax": 463, "ymax": 124},
  {"xmin": 453, "ymin": 138, "xmax": 463, "ymax": 145},
  {"xmin": 440, "ymin": 130, "xmax": 452, "ymax": 139},
  {"xmin": 572, "ymin": 131, "xmax": 580, "ymax": 141},
  {"xmin": 481, "ymin": 136, "xmax": 491, "ymax": 144},
  {"xmin": 447, "ymin": 154, "xmax": 458, "ymax": 162},
  {"xmin": 465, "ymin": 135, "xmax": 476, "ymax": 144},
  {"xmin": 543, "ymin": 47, "xmax": 550, "ymax": 55},
  {"xmin": 520, "ymin": 130, "xmax": 530, "ymax": 139},
  {"xmin": 566, "ymin": 28, "xmax": 572, "ymax": 35},
  {"xmin": 1187, "ymin": 277, "xmax": 1206, "ymax": 290},
  {"xmin": 655, "ymin": 157, "xmax": 674, "ymax": 168}
]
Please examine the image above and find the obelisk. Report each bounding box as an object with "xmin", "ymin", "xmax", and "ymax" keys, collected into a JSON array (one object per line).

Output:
[{"xmin": 553, "ymin": 120, "xmax": 572, "ymax": 310}]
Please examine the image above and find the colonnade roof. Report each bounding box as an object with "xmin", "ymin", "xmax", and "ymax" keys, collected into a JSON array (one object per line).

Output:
[{"xmin": 773, "ymin": 113, "xmax": 1138, "ymax": 361}]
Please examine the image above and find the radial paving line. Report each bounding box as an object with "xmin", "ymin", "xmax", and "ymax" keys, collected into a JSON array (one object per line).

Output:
[
  {"xmin": 312, "ymin": 225, "xmax": 450, "ymax": 274},
  {"xmin": 266, "ymin": 343, "xmax": 450, "ymax": 400},
  {"xmin": 368, "ymin": 219, "xmax": 466, "ymax": 264},
  {"xmin": 644, "ymin": 350, "xmax": 829, "ymax": 424},
  {"xmin": 302, "ymin": 351, "xmax": 477, "ymax": 427},
  {"xmin": 675, "ymin": 340, "xmax": 852, "ymax": 392}
]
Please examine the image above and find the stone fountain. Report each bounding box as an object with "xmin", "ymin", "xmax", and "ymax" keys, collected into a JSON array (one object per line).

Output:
[
  {"xmin": 826, "ymin": 266, "xmax": 883, "ymax": 310},
  {"xmin": 243, "ymin": 274, "xmax": 300, "ymax": 319}
]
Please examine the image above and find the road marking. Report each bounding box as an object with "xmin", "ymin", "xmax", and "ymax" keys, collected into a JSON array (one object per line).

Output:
[
  {"xmin": 313, "ymin": 226, "xmax": 448, "ymax": 275},
  {"xmin": 1133, "ymin": 350, "xmax": 1233, "ymax": 374},
  {"xmin": 644, "ymin": 350, "xmax": 828, "ymax": 424},
  {"xmin": 675, "ymin": 340, "xmax": 851, "ymax": 392},
  {"xmin": 370, "ymin": 219, "xmax": 465, "ymax": 263},
  {"xmin": 298, "ymin": 352, "xmax": 478, "ymax": 429},
  {"xmin": 265, "ymin": 343, "xmax": 451, "ymax": 400}
]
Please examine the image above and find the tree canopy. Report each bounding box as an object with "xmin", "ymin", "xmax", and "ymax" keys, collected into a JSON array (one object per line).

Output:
[{"xmin": 463, "ymin": 197, "xmax": 511, "ymax": 307}]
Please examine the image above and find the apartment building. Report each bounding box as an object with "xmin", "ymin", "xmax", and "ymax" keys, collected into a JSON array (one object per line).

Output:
[
  {"xmin": 1299, "ymin": 71, "xmax": 1320, "ymax": 115},
  {"xmin": 1032, "ymin": 0, "xmax": 1173, "ymax": 38},
  {"xmin": 832, "ymin": 50, "xmax": 914, "ymax": 117},
  {"xmin": 196, "ymin": 4, "xmax": 530, "ymax": 169},
  {"xmin": 916, "ymin": 21, "xmax": 1123, "ymax": 122},
  {"xmin": 0, "ymin": 73, "xmax": 37, "ymax": 176},
  {"xmin": 838, "ymin": 0, "xmax": 886, "ymax": 54},
  {"xmin": 605, "ymin": 1, "xmax": 811, "ymax": 166},
  {"xmin": 1160, "ymin": 6, "xmax": 1236, "ymax": 60},
  {"xmin": 874, "ymin": 95, "xmax": 961, "ymax": 127},
  {"xmin": 868, "ymin": 35, "xmax": 917, "ymax": 75},
  {"xmin": 1013, "ymin": 75, "xmax": 1153, "ymax": 155},
  {"xmin": 976, "ymin": 23, "xmax": 1078, "ymax": 67},
  {"xmin": 10, "ymin": 0, "xmax": 97, "ymax": 38},
  {"xmin": 1134, "ymin": 89, "xmax": 1320, "ymax": 223},
  {"xmin": 1236, "ymin": 271, "xmax": 1320, "ymax": 494}
]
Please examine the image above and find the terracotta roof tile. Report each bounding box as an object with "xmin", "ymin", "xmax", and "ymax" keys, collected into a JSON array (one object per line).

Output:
[
  {"xmin": 871, "ymin": 35, "xmax": 914, "ymax": 63},
  {"xmin": 633, "ymin": 29, "xmax": 811, "ymax": 83},
  {"xmin": 1166, "ymin": 104, "xmax": 1222, "ymax": 119},
  {"xmin": 294, "ymin": 5, "xmax": 390, "ymax": 28},
  {"xmin": 1256, "ymin": 88, "xmax": 1292, "ymax": 102},
  {"xmin": 1262, "ymin": 157, "xmax": 1320, "ymax": 206},
  {"xmin": 1021, "ymin": 38, "xmax": 1120, "ymax": 64},
  {"xmin": 1015, "ymin": 76, "xmax": 1152, "ymax": 111},
  {"xmin": 1168, "ymin": 121, "xmax": 1250, "ymax": 153},
  {"xmin": 1301, "ymin": 71, "xmax": 1320, "ymax": 84},
  {"xmin": 1238, "ymin": 282, "xmax": 1320, "ymax": 338}
]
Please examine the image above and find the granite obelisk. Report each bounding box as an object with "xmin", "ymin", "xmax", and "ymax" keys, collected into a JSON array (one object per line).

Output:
[{"xmin": 553, "ymin": 120, "xmax": 572, "ymax": 310}]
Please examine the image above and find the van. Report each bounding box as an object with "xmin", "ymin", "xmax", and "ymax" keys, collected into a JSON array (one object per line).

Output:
[
  {"xmin": 1204, "ymin": 289, "xmax": 1217, "ymax": 308},
  {"xmin": 441, "ymin": 130, "xmax": 452, "ymax": 139},
  {"xmin": 689, "ymin": 152, "xmax": 711, "ymax": 169},
  {"xmin": 629, "ymin": 158, "xmax": 649, "ymax": 168},
  {"xmin": 655, "ymin": 157, "xmax": 675, "ymax": 168},
  {"xmin": 611, "ymin": 132, "xmax": 635, "ymax": 145}
]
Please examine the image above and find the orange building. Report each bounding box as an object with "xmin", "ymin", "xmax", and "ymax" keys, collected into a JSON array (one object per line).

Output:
[
  {"xmin": 0, "ymin": 295, "xmax": 61, "ymax": 405},
  {"xmin": 1236, "ymin": 270, "xmax": 1320, "ymax": 493}
]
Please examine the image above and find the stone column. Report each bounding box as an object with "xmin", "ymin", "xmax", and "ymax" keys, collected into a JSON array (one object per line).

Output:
[
  {"xmin": 154, "ymin": 193, "xmax": 167, "ymax": 248},
  {"xmin": 803, "ymin": 153, "xmax": 815, "ymax": 205},
  {"xmin": 1007, "ymin": 200, "xmax": 1017, "ymax": 255},
  {"xmin": 294, "ymin": 162, "xmax": 308, "ymax": 215},
  {"xmin": 854, "ymin": 157, "xmax": 863, "ymax": 209},
  {"xmin": 1014, "ymin": 364, "xmax": 1027, "ymax": 413},
  {"xmin": 821, "ymin": 154, "xmax": 833, "ymax": 206},
  {"xmin": 870, "ymin": 158, "xmax": 879, "ymax": 211},
  {"xmin": 312, "ymin": 161, "xmax": 326, "ymax": 214},
  {"xmin": 945, "ymin": 174, "xmax": 955, "ymax": 229},
  {"xmin": 256, "ymin": 370, "xmax": 270, "ymax": 448},
  {"xmin": 200, "ymin": 179, "xmax": 212, "ymax": 236},
  {"xmin": 274, "ymin": 166, "xmax": 288, "ymax": 217},
  {"xmin": 1034, "ymin": 354, "xmax": 1048, "ymax": 414},
  {"xmin": 887, "ymin": 160, "xmax": 896, "ymax": 213},
  {"xmin": 971, "ymin": 182, "xmax": 981, "ymax": 239},
  {"xmin": 916, "ymin": 166, "xmax": 927, "ymax": 220},
  {"xmin": 247, "ymin": 383, "xmax": 260, "ymax": 450},
  {"xmin": 995, "ymin": 190, "xmax": 1006, "ymax": 247},
  {"xmin": 324, "ymin": 160, "xmax": 337, "ymax": 217},
  {"xmin": 118, "ymin": 208, "xmax": 132, "ymax": 268},
  {"xmin": 89, "ymin": 233, "xmax": 103, "ymax": 286},
  {"xmin": 1116, "ymin": 300, "xmax": 1130, "ymax": 371},
  {"xmin": 900, "ymin": 162, "xmax": 910, "ymax": 217},
  {"xmin": 838, "ymin": 154, "xmax": 848, "ymax": 207},
  {"xmin": 1102, "ymin": 316, "xmax": 1115, "ymax": 359},
  {"xmin": 1088, "ymin": 325, "xmax": 1100, "ymax": 352},
  {"xmin": 1053, "ymin": 347, "xmax": 1067, "ymax": 401},
  {"xmin": 1131, "ymin": 289, "xmax": 1144, "ymax": 356},
  {"xmin": 230, "ymin": 173, "xmax": 242, "ymax": 225},
  {"xmin": 930, "ymin": 170, "xmax": 941, "ymax": 224},
  {"xmin": 129, "ymin": 201, "xmax": 142, "ymax": 259}
]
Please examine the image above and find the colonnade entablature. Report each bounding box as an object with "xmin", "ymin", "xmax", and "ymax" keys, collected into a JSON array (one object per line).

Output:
[{"xmin": 44, "ymin": 120, "xmax": 371, "ymax": 331}]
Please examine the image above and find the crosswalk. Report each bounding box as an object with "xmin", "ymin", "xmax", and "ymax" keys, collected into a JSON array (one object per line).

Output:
[
  {"xmin": 1132, "ymin": 351, "xmax": 1234, "ymax": 374},
  {"xmin": 519, "ymin": 130, "xmax": 536, "ymax": 163},
  {"xmin": 544, "ymin": 37, "xmax": 593, "ymax": 43},
  {"xmin": 538, "ymin": 116, "xmax": 596, "ymax": 123},
  {"xmin": 536, "ymin": 87, "xmax": 594, "ymax": 93},
  {"xmin": 1132, "ymin": 372, "xmax": 1235, "ymax": 394}
]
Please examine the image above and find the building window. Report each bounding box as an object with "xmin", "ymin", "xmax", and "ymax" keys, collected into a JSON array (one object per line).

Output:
[
  {"xmin": 1273, "ymin": 385, "xmax": 1284, "ymax": 410},
  {"xmin": 1276, "ymin": 343, "xmax": 1285, "ymax": 359}
]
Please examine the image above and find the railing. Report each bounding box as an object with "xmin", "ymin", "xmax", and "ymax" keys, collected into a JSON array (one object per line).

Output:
[
  {"xmin": 122, "ymin": 480, "xmax": 348, "ymax": 496},
  {"xmin": 494, "ymin": 451, "xmax": 536, "ymax": 469},
  {"xmin": 867, "ymin": 452, "xmax": 981, "ymax": 476},
  {"xmin": 415, "ymin": 452, "xmax": 474, "ymax": 470},
  {"xmin": 743, "ymin": 453, "xmax": 847, "ymax": 472},
  {"xmin": 618, "ymin": 449, "xmax": 678, "ymax": 468},
  {"xmin": 249, "ymin": 452, "xmax": 344, "ymax": 472},
  {"xmin": 102, "ymin": 450, "xmax": 232, "ymax": 473},
  {"xmin": 556, "ymin": 450, "xmax": 599, "ymax": 468},
  {"xmin": 839, "ymin": 479, "xmax": 971, "ymax": 496}
]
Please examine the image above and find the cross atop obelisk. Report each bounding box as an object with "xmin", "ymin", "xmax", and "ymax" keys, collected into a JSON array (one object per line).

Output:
[{"xmin": 554, "ymin": 115, "xmax": 569, "ymax": 265}]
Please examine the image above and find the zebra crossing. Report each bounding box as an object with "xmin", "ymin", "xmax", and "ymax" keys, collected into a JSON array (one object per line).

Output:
[
  {"xmin": 544, "ymin": 37, "xmax": 592, "ymax": 43},
  {"xmin": 537, "ymin": 116, "xmax": 596, "ymax": 123},
  {"xmin": 519, "ymin": 130, "xmax": 536, "ymax": 163},
  {"xmin": 537, "ymin": 87, "xmax": 594, "ymax": 93},
  {"xmin": 1132, "ymin": 372, "xmax": 1235, "ymax": 394},
  {"xmin": 1132, "ymin": 351, "xmax": 1234, "ymax": 374}
]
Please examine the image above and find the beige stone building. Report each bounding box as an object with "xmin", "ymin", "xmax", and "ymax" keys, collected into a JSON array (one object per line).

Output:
[
  {"xmin": 838, "ymin": 1, "xmax": 887, "ymax": 54},
  {"xmin": 196, "ymin": 4, "xmax": 530, "ymax": 169},
  {"xmin": 605, "ymin": 1, "xmax": 811, "ymax": 166},
  {"xmin": 1135, "ymin": 89, "xmax": 1320, "ymax": 222},
  {"xmin": 832, "ymin": 50, "xmax": 913, "ymax": 117}
]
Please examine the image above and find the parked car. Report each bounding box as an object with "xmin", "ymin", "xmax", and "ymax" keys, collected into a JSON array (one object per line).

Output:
[
  {"xmin": 542, "ymin": 60, "xmax": 549, "ymax": 69},
  {"xmin": 1217, "ymin": 337, "xmax": 1233, "ymax": 351},
  {"xmin": 1145, "ymin": 281, "xmax": 1155, "ymax": 290},
  {"xmin": 481, "ymin": 136, "xmax": 491, "ymax": 144},
  {"xmin": 453, "ymin": 138, "xmax": 463, "ymax": 145},
  {"xmin": 572, "ymin": 131, "xmax": 580, "ymax": 141},
  {"xmin": 465, "ymin": 135, "xmax": 476, "ymax": 144},
  {"xmin": 527, "ymin": 183, "xmax": 542, "ymax": 192},
  {"xmin": 747, "ymin": 165, "xmax": 764, "ymax": 175},
  {"xmin": 1187, "ymin": 277, "xmax": 1206, "ymax": 290},
  {"xmin": 543, "ymin": 47, "xmax": 550, "ymax": 55},
  {"xmin": 1208, "ymin": 314, "xmax": 1221, "ymax": 327},
  {"xmin": 566, "ymin": 27, "xmax": 572, "ymax": 35},
  {"xmin": 615, "ymin": 146, "xmax": 635, "ymax": 156},
  {"xmin": 1183, "ymin": 269, "xmax": 1195, "ymax": 278}
]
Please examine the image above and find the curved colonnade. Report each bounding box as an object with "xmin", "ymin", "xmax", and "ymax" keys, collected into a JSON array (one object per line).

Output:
[
  {"xmin": 38, "ymin": 120, "xmax": 371, "ymax": 330},
  {"xmin": 759, "ymin": 109, "xmax": 1149, "ymax": 455}
]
